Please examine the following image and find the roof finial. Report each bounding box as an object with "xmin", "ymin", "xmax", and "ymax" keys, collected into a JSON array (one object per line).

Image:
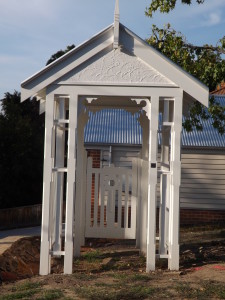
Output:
[{"xmin": 114, "ymin": 0, "xmax": 120, "ymax": 49}]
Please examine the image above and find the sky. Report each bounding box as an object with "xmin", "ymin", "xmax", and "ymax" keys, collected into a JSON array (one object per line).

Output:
[{"xmin": 0, "ymin": 0, "xmax": 225, "ymax": 100}]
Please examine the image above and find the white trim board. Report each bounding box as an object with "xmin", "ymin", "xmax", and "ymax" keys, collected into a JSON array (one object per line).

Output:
[{"xmin": 21, "ymin": 23, "xmax": 209, "ymax": 107}]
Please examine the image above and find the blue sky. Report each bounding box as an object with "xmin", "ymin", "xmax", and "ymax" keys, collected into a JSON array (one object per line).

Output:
[{"xmin": 0, "ymin": 0, "xmax": 225, "ymax": 100}]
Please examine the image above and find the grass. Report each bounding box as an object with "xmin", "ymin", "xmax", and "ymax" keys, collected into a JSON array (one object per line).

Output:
[
  {"xmin": 0, "ymin": 282, "xmax": 42, "ymax": 300},
  {"xmin": 130, "ymin": 273, "xmax": 151, "ymax": 282},
  {"xmin": 73, "ymin": 272, "xmax": 97, "ymax": 281},
  {"xmin": 11, "ymin": 282, "xmax": 42, "ymax": 292},
  {"xmin": 0, "ymin": 281, "xmax": 64, "ymax": 300},
  {"xmin": 175, "ymin": 281, "xmax": 225, "ymax": 299},
  {"xmin": 1, "ymin": 228, "xmax": 225, "ymax": 299},
  {"xmin": 74, "ymin": 270, "xmax": 156, "ymax": 300},
  {"xmin": 36, "ymin": 289, "xmax": 64, "ymax": 300},
  {"xmin": 75, "ymin": 285, "xmax": 156, "ymax": 300},
  {"xmin": 82, "ymin": 250, "xmax": 103, "ymax": 263},
  {"xmin": 0, "ymin": 290, "xmax": 38, "ymax": 300}
]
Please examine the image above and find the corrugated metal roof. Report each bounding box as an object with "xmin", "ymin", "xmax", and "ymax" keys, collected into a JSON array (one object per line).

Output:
[
  {"xmin": 84, "ymin": 109, "xmax": 142, "ymax": 145},
  {"xmin": 84, "ymin": 96, "xmax": 225, "ymax": 148},
  {"xmin": 182, "ymin": 96, "xmax": 225, "ymax": 147}
]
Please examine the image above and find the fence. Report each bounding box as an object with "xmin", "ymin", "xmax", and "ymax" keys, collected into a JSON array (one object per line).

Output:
[{"xmin": 0, "ymin": 204, "xmax": 42, "ymax": 230}]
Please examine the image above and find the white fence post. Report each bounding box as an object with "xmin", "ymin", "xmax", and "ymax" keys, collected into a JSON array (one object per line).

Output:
[
  {"xmin": 168, "ymin": 96, "xmax": 183, "ymax": 270},
  {"xmin": 64, "ymin": 95, "xmax": 78, "ymax": 274},
  {"xmin": 146, "ymin": 96, "xmax": 159, "ymax": 272},
  {"xmin": 54, "ymin": 98, "xmax": 66, "ymax": 253},
  {"xmin": 40, "ymin": 93, "xmax": 54, "ymax": 275}
]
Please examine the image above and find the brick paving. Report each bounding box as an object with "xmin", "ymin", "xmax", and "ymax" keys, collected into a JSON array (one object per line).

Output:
[{"xmin": 0, "ymin": 226, "xmax": 41, "ymax": 255}]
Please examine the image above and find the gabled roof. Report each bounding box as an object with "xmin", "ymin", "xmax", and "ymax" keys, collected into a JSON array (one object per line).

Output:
[
  {"xmin": 57, "ymin": 47, "xmax": 175, "ymax": 86},
  {"xmin": 21, "ymin": 23, "xmax": 209, "ymax": 106}
]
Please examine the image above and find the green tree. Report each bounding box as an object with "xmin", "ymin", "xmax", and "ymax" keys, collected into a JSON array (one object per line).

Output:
[
  {"xmin": 0, "ymin": 91, "xmax": 44, "ymax": 208},
  {"xmin": 0, "ymin": 45, "xmax": 75, "ymax": 209},
  {"xmin": 147, "ymin": 24, "xmax": 225, "ymax": 92},
  {"xmin": 145, "ymin": 0, "xmax": 225, "ymax": 134},
  {"xmin": 146, "ymin": 0, "xmax": 205, "ymax": 17},
  {"xmin": 46, "ymin": 44, "xmax": 75, "ymax": 65}
]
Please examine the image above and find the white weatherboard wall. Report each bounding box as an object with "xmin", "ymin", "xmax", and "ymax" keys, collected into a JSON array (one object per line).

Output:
[
  {"xmin": 155, "ymin": 150, "xmax": 225, "ymax": 211},
  {"xmin": 180, "ymin": 150, "xmax": 225, "ymax": 210}
]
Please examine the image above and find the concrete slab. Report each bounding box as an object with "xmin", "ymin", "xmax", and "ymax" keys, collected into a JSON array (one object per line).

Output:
[{"xmin": 0, "ymin": 226, "xmax": 41, "ymax": 255}]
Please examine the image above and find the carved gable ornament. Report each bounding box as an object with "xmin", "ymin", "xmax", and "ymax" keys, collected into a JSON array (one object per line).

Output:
[{"xmin": 58, "ymin": 48, "xmax": 175, "ymax": 86}]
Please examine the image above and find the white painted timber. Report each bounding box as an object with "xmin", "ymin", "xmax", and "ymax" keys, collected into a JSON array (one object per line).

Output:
[
  {"xmin": 74, "ymin": 107, "xmax": 89, "ymax": 251},
  {"xmin": 168, "ymin": 96, "xmax": 183, "ymax": 270},
  {"xmin": 20, "ymin": 2, "xmax": 209, "ymax": 275},
  {"xmin": 64, "ymin": 95, "xmax": 77, "ymax": 274},
  {"xmin": 146, "ymin": 96, "xmax": 159, "ymax": 272},
  {"xmin": 159, "ymin": 100, "xmax": 170, "ymax": 256},
  {"xmin": 59, "ymin": 48, "xmax": 175, "ymax": 86},
  {"xmin": 85, "ymin": 158, "xmax": 137, "ymax": 239},
  {"xmin": 49, "ymin": 85, "xmax": 183, "ymax": 99},
  {"xmin": 21, "ymin": 27, "xmax": 114, "ymax": 101},
  {"xmin": 21, "ymin": 24, "xmax": 208, "ymax": 106},
  {"xmin": 120, "ymin": 25, "xmax": 208, "ymax": 106},
  {"xmin": 53, "ymin": 99, "xmax": 66, "ymax": 253},
  {"xmin": 40, "ymin": 93, "xmax": 54, "ymax": 275},
  {"xmin": 180, "ymin": 151, "xmax": 225, "ymax": 210}
]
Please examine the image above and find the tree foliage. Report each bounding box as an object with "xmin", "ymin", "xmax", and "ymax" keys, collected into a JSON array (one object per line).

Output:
[
  {"xmin": 46, "ymin": 44, "xmax": 75, "ymax": 65},
  {"xmin": 147, "ymin": 24, "xmax": 225, "ymax": 91},
  {"xmin": 146, "ymin": 0, "xmax": 205, "ymax": 17},
  {"xmin": 147, "ymin": 24, "xmax": 225, "ymax": 134},
  {"xmin": 145, "ymin": 0, "xmax": 225, "ymax": 134},
  {"xmin": 0, "ymin": 45, "xmax": 76, "ymax": 209},
  {"xmin": 0, "ymin": 91, "xmax": 44, "ymax": 208}
]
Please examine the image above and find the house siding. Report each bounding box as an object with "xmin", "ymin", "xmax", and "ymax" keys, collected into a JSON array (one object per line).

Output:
[{"xmin": 180, "ymin": 150, "xmax": 225, "ymax": 210}]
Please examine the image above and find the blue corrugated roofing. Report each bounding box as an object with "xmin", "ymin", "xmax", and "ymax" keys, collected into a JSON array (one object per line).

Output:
[
  {"xmin": 182, "ymin": 96, "xmax": 225, "ymax": 147},
  {"xmin": 85, "ymin": 109, "xmax": 142, "ymax": 145},
  {"xmin": 84, "ymin": 96, "xmax": 225, "ymax": 148}
]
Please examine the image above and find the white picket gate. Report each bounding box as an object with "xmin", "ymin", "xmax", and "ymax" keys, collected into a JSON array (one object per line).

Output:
[{"xmin": 85, "ymin": 157, "xmax": 137, "ymax": 239}]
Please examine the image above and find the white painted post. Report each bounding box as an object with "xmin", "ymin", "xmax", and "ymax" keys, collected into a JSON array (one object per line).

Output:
[
  {"xmin": 64, "ymin": 95, "xmax": 78, "ymax": 274},
  {"xmin": 54, "ymin": 98, "xmax": 66, "ymax": 253},
  {"xmin": 159, "ymin": 100, "xmax": 170, "ymax": 255},
  {"xmin": 168, "ymin": 96, "xmax": 183, "ymax": 270},
  {"xmin": 139, "ymin": 114, "xmax": 149, "ymax": 254},
  {"xmin": 40, "ymin": 93, "xmax": 54, "ymax": 275},
  {"xmin": 74, "ymin": 108, "xmax": 89, "ymax": 254},
  {"xmin": 146, "ymin": 96, "xmax": 159, "ymax": 272},
  {"xmin": 135, "ymin": 155, "xmax": 141, "ymax": 248}
]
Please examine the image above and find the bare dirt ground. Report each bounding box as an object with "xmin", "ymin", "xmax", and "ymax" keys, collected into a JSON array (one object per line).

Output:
[{"xmin": 0, "ymin": 226, "xmax": 225, "ymax": 299}]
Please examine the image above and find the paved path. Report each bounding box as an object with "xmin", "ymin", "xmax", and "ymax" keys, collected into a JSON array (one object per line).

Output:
[{"xmin": 0, "ymin": 226, "xmax": 41, "ymax": 255}]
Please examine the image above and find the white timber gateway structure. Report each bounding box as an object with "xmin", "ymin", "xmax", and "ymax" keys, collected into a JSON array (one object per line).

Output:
[{"xmin": 21, "ymin": 0, "xmax": 209, "ymax": 275}]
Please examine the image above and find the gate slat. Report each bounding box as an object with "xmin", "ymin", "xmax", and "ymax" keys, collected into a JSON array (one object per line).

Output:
[
  {"xmin": 124, "ymin": 173, "xmax": 129, "ymax": 229},
  {"xmin": 118, "ymin": 173, "xmax": 122, "ymax": 229},
  {"xmin": 93, "ymin": 172, "xmax": 99, "ymax": 228},
  {"xmin": 100, "ymin": 171, "xmax": 105, "ymax": 229},
  {"xmin": 86, "ymin": 157, "xmax": 92, "ymax": 228},
  {"xmin": 85, "ymin": 160, "xmax": 137, "ymax": 239},
  {"xmin": 131, "ymin": 159, "xmax": 137, "ymax": 234}
]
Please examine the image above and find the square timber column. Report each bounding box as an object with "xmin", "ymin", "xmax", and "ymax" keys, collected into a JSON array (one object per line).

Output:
[
  {"xmin": 74, "ymin": 107, "xmax": 89, "ymax": 255},
  {"xmin": 168, "ymin": 95, "xmax": 183, "ymax": 270},
  {"xmin": 146, "ymin": 96, "xmax": 159, "ymax": 272},
  {"xmin": 40, "ymin": 93, "xmax": 54, "ymax": 276},
  {"xmin": 64, "ymin": 94, "xmax": 78, "ymax": 274},
  {"xmin": 54, "ymin": 98, "xmax": 66, "ymax": 253},
  {"xmin": 159, "ymin": 100, "xmax": 170, "ymax": 256}
]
